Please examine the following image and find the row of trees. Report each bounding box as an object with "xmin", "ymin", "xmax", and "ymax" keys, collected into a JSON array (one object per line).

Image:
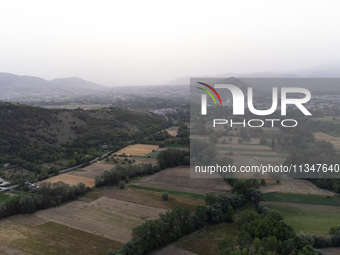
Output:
[
  {"xmin": 299, "ymin": 226, "xmax": 340, "ymax": 248},
  {"xmin": 0, "ymin": 181, "xmax": 87, "ymax": 219},
  {"xmin": 109, "ymin": 192, "xmax": 246, "ymax": 255},
  {"xmin": 95, "ymin": 163, "xmax": 160, "ymax": 187}
]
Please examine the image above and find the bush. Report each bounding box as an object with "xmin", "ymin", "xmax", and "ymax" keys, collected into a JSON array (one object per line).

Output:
[
  {"xmin": 119, "ymin": 180, "xmax": 126, "ymax": 189},
  {"xmin": 162, "ymin": 192, "xmax": 169, "ymax": 200},
  {"xmin": 125, "ymin": 176, "xmax": 130, "ymax": 184},
  {"xmin": 261, "ymin": 179, "xmax": 266, "ymax": 185}
]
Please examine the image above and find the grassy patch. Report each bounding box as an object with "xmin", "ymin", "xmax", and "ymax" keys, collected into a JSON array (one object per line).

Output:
[
  {"xmin": 327, "ymin": 131, "xmax": 340, "ymax": 137},
  {"xmin": 241, "ymin": 137, "xmax": 251, "ymax": 142},
  {"xmin": 267, "ymin": 205, "xmax": 339, "ymax": 234},
  {"xmin": 5, "ymin": 221, "xmax": 122, "ymax": 255},
  {"xmin": 145, "ymin": 150, "xmax": 161, "ymax": 158},
  {"xmin": 129, "ymin": 185, "xmax": 205, "ymax": 200},
  {"xmin": 176, "ymin": 206, "xmax": 254, "ymax": 255},
  {"xmin": 265, "ymin": 192, "xmax": 340, "ymax": 207},
  {"xmin": 166, "ymin": 144, "xmax": 188, "ymax": 148},
  {"xmin": 215, "ymin": 147, "xmax": 272, "ymax": 152},
  {"xmin": 239, "ymin": 153, "xmax": 287, "ymax": 158}
]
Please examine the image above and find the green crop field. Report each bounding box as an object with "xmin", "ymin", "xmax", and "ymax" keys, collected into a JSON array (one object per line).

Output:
[
  {"xmin": 267, "ymin": 205, "xmax": 339, "ymax": 234},
  {"xmin": 241, "ymin": 137, "xmax": 252, "ymax": 142},
  {"xmin": 265, "ymin": 192, "xmax": 340, "ymax": 207},
  {"xmin": 215, "ymin": 147, "xmax": 272, "ymax": 152},
  {"xmin": 327, "ymin": 131, "xmax": 340, "ymax": 137},
  {"xmin": 145, "ymin": 150, "xmax": 162, "ymax": 158},
  {"xmin": 240, "ymin": 153, "xmax": 287, "ymax": 158}
]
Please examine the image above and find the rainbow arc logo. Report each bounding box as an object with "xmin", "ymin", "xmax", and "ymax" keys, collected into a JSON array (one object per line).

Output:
[{"xmin": 196, "ymin": 82, "xmax": 222, "ymax": 106}]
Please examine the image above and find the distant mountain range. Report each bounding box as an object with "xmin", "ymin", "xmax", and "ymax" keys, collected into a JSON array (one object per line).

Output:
[
  {"xmin": 0, "ymin": 72, "xmax": 110, "ymax": 99},
  {"xmin": 165, "ymin": 62, "xmax": 340, "ymax": 85},
  {"xmin": 0, "ymin": 72, "xmax": 108, "ymax": 91}
]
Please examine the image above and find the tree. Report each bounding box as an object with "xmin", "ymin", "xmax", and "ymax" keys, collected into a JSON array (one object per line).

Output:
[
  {"xmin": 49, "ymin": 166, "xmax": 60, "ymax": 175},
  {"xmin": 204, "ymin": 192, "xmax": 219, "ymax": 205},
  {"xmin": 19, "ymin": 195, "xmax": 36, "ymax": 213},
  {"xmin": 267, "ymin": 236, "xmax": 278, "ymax": 252},
  {"xmin": 225, "ymin": 206, "xmax": 235, "ymax": 222},
  {"xmin": 261, "ymin": 179, "xmax": 266, "ymax": 185},
  {"xmin": 271, "ymin": 138, "xmax": 275, "ymax": 150},
  {"xmin": 0, "ymin": 202, "xmax": 7, "ymax": 219},
  {"xmin": 26, "ymin": 173, "xmax": 35, "ymax": 182},
  {"xmin": 260, "ymin": 138, "xmax": 267, "ymax": 145},
  {"xmin": 162, "ymin": 192, "xmax": 169, "ymax": 201},
  {"xmin": 253, "ymin": 237, "xmax": 261, "ymax": 251},
  {"xmin": 119, "ymin": 180, "xmax": 126, "ymax": 189}
]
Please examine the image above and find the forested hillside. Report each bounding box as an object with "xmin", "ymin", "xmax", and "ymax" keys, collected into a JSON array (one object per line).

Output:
[{"xmin": 0, "ymin": 102, "xmax": 168, "ymax": 172}]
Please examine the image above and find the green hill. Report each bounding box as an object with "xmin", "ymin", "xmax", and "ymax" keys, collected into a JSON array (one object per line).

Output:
[{"xmin": 0, "ymin": 102, "xmax": 167, "ymax": 172}]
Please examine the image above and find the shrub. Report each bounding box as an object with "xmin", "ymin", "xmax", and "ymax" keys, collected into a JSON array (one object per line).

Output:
[
  {"xmin": 162, "ymin": 192, "xmax": 169, "ymax": 200},
  {"xmin": 125, "ymin": 176, "xmax": 130, "ymax": 184},
  {"xmin": 261, "ymin": 179, "xmax": 266, "ymax": 185},
  {"xmin": 119, "ymin": 180, "xmax": 126, "ymax": 189}
]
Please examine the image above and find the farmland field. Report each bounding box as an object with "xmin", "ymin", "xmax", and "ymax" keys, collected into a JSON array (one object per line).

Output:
[
  {"xmin": 260, "ymin": 178, "xmax": 334, "ymax": 195},
  {"xmin": 314, "ymin": 132, "xmax": 340, "ymax": 150},
  {"xmin": 164, "ymin": 126, "xmax": 179, "ymax": 136},
  {"xmin": 34, "ymin": 196, "xmax": 166, "ymax": 243},
  {"xmin": 85, "ymin": 186, "xmax": 205, "ymax": 212},
  {"xmin": 267, "ymin": 205, "xmax": 340, "ymax": 234},
  {"xmin": 265, "ymin": 192, "xmax": 340, "ymax": 207},
  {"xmin": 0, "ymin": 218, "xmax": 120, "ymax": 255},
  {"xmin": 68, "ymin": 162, "xmax": 113, "ymax": 179},
  {"xmin": 132, "ymin": 166, "xmax": 232, "ymax": 195},
  {"xmin": 113, "ymin": 144, "xmax": 159, "ymax": 156},
  {"xmin": 38, "ymin": 173, "xmax": 95, "ymax": 188}
]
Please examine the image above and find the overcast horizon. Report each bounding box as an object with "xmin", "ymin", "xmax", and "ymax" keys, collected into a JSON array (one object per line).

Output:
[{"xmin": 1, "ymin": 0, "xmax": 340, "ymax": 86}]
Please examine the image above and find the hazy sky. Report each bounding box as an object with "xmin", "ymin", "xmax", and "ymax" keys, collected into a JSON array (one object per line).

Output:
[{"xmin": 1, "ymin": 0, "xmax": 340, "ymax": 86}]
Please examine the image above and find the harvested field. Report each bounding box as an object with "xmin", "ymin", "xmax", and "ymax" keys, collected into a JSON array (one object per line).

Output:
[
  {"xmin": 85, "ymin": 186, "xmax": 205, "ymax": 212},
  {"xmin": 0, "ymin": 219, "xmax": 120, "ymax": 255},
  {"xmin": 133, "ymin": 166, "xmax": 232, "ymax": 195},
  {"xmin": 38, "ymin": 173, "xmax": 95, "ymax": 188},
  {"xmin": 68, "ymin": 163, "xmax": 113, "ymax": 179},
  {"xmin": 113, "ymin": 144, "xmax": 159, "ymax": 156},
  {"xmin": 164, "ymin": 126, "xmax": 179, "ymax": 136},
  {"xmin": 260, "ymin": 178, "xmax": 334, "ymax": 195},
  {"xmin": 35, "ymin": 196, "xmax": 166, "ymax": 243}
]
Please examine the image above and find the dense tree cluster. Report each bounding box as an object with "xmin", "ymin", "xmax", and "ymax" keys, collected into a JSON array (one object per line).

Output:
[
  {"xmin": 0, "ymin": 181, "xmax": 87, "ymax": 219},
  {"xmin": 95, "ymin": 163, "xmax": 160, "ymax": 187},
  {"xmin": 156, "ymin": 149, "xmax": 190, "ymax": 169}
]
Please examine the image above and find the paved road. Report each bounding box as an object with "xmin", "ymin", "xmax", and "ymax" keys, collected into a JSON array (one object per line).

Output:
[{"xmin": 0, "ymin": 151, "xmax": 112, "ymax": 193}]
